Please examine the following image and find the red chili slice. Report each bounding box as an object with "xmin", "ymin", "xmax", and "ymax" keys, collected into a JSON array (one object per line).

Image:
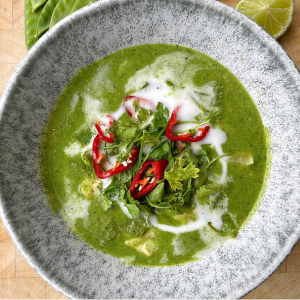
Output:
[
  {"xmin": 92, "ymin": 131, "xmax": 139, "ymax": 179},
  {"xmin": 106, "ymin": 115, "xmax": 114, "ymax": 126},
  {"xmin": 123, "ymin": 95, "xmax": 156, "ymax": 118},
  {"xmin": 95, "ymin": 121, "xmax": 114, "ymax": 143},
  {"xmin": 166, "ymin": 106, "xmax": 210, "ymax": 142},
  {"xmin": 130, "ymin": 159, "xmax": 169, "ymax": 199}
]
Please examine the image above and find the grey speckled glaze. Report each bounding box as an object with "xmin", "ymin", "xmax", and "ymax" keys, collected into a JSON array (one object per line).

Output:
[{"xmin": 0, "ymin": 0, "xmax": 300, "ymax": 298}]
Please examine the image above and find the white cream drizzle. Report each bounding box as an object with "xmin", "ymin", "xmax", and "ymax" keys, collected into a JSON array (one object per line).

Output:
[
  {"xmin": 119, "ymin": 202, "xmax": 132, "ymax": 219},
  {"xmin": 149, "ymin": 201, "xmax": 224, "ymax": 234},
  {"xmin": 64, "ymin": 52, "xmax": 230, "ymax": 225},
  {"xmin": 61, "ymin": 178, "xmax": 91, "ymax": 228},
  {"xmin": 192, "ymin": 128, "xmax": 228, "ymax": 185}
]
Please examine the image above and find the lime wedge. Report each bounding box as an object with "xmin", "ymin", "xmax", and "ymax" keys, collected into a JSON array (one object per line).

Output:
[{"xmin": 235, "ymin": 0, "xmax": 294, "ymax": 39}]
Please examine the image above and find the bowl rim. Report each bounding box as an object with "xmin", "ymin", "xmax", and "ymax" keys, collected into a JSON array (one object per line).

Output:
[{"xmin": 1, "ymin": 0, "xmax": 300, "ymax": 298}]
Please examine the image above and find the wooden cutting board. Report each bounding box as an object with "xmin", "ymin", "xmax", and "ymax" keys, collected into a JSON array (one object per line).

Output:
[{"xmin": 0, "ymin": 0, "xmax": 300, "ymax": 298}]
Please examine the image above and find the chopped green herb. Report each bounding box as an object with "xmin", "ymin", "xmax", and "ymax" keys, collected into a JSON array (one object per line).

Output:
[
  {"xmin": 165, "ymin": 157, "xmax": 199, "ymax": 191},
  {"xmin": 77, "ymin": 128, "xmax": 92, "ymax": 144}
]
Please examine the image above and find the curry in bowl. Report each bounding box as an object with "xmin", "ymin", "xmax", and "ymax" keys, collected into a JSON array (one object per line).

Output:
[{"xmin": 40, "ymin": 43, "xmax": 268, "ymax": 266}]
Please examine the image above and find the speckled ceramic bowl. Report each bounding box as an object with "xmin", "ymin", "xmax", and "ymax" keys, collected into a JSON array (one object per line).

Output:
[{"xmin": 1, "ymin": 0, "xmax": 300, "ymax": 298}]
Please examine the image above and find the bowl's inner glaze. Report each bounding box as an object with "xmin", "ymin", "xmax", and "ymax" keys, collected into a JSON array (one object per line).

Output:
[{"xmin": 0, "ymin": 0, "xmax": 300, "ymax": 298}]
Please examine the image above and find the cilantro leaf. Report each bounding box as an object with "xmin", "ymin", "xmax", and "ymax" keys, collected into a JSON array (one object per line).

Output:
[
  {"xmin": 153, "ymin": 102, "xmax": 169, "ymax": 127},
  {"xmin": 125, "ymin": 204, "xmax": 140, "ymax": 218},
  {"xmin": 166, "ymin": 140, "xmax": 175, "ymax": 171},
  {"xmin": 194, "ymin": 167, "xmax": 208, "ymax": 188},
  {"xmin": 134, "ymin": 104, "xmax": 152, "ymax": 124},
  {"xmin": 117, "ymin": 112, "xmax": 136, "ymax": 126},
  {"xmin": 196, "ymin": 183, "xmax": 228, "ymax": 206},
  {"xmin": 102, "ymin": 195, "xmax": 113, "ymax": 211},
  {"xmin": 102, "ymin": 182, "xmax": 140, "ymax": 218},
  {"xmin": 192, "ymin": 81, "xmax": 223, "ymax": 124},
  {"xmin": 115, "ymin": 125, "xmax": 138, "ymax": 140},
  {"xmin": 138, "ymin": 205, "xmax": 151, "ymax": 217},
  {"xmin": 148, "ymin": 102, "xmax": 169, "ymax": 137},
  {"xmin": 115, "ymin": 162, "xmax": 139, "ymax": 186},
  {"xmin": 77, "ymin": 128, "xmax": 92, "ymax": 144},
  {"xmin": 196, "ymin": 144, "xmax": 213, "ymax": 165},
  {"xmin": 149, "ymin": 142, "xmax": 169, "ymax": 160},
  {"xmin": 181, "ymin": 148, "xmax": 199, "ymax": 166},
  {"xmin": 168, "ymin": 206, "xmax": 184, "ymax": 216},
  {"xmin": 165, "ymin": 158, "xmax": 199, "ymax": 191},
  {"xmin": 124, "ymin": 190, "xmax": 140, "ymax": 218},
  {"xmin": 196, "ymin": 183, "xmax": 221, "ymax": 205}
]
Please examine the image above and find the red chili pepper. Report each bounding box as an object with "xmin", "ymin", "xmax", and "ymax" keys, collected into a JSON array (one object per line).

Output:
[
  {"xmin": 106, "ymin": 115, "xmax": 114, "ymax": 126},
  {"xmin": 137, "ymin": 177, "xmax": 150, "ymax": 189},
  {"xmin": 123, "ymin": 95, "xmax": 156, "ymax": 118},
  {"xmin": 166, "ymin": 106, "xmax": 210, "ymax": 142},
  {"xmin": 92, "ymin": 133, "xmax": 139, "ymax": 179},
  {"xmin": 130, "ymin": 159, "xmax": 169, "ymax": 199},
  {"xmin": 95, "ymin": 122, "xmax": 114, "ymax": 143}
]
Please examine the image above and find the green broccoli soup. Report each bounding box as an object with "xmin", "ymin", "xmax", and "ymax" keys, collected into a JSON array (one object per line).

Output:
[{"xmin": 39, "ymin": 44, "xmax": 269, "ymax": 266}]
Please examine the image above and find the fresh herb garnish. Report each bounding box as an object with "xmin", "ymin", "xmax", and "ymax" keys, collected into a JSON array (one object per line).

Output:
[
  {"xmin": 102, "ymin": 181, "xmax": 140, "ymax": 217},
  {"xmin": 164, "ymin": 157, "xmax": 199, "ymax": 191},
  {"xmin": 77, "ymin": 128, "xmax": 92, "ymax": 144},
  {"xmin": 82, "ymin": 92, "xmax": 241, "ymax": 236}
]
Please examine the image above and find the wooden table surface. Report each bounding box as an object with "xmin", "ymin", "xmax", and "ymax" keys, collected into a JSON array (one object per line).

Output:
[{"xmin": 0, "ymin": 0, "xmax": 300, "ymax": 298}]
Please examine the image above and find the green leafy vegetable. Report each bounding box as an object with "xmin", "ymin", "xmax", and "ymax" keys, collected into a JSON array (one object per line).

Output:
[
  {"xmin": 148, "ymin": 102, "xmax": 169, "ymax": 138},
  {"xmin": 149, "ymin": 142, "xmax": 169, "ymax": 160},
  {"xmin": 138, "ymin": 205, "xmax": 152, "ymax": 217},
  {"xmin": 147, "ymin": 182, "xmax": 165, "ymax": 204},
  {"xmin": 102, "ymin": 195, "xmax": 113, "ymax": 211},
  {"xmin": 132, "ymin": 100, "xmax": 153, "ymax": 124},
  {"xmin": 102, "ymin": 182, "xmax": 140, "ymax": 217},
  {"xmin": 114, "ymin": 163, "xmax": 138, "ymax": 186},
  {"xmin": 165, "ymin": 158, "xmax": 199, "ymax": 191},
  {"xmin": 77, "ymin": 128, "xmax": 92, "ymax": 144},
  {"xmin": 166, "ymin": 80, "xmax": 175, "ymax": 87},
  {"xmin": 194, "ymin": 167, "xmax": 208, "ymax": 188},
  {"xmin": 115, "ymin": 125, "xmax": 138, "ymax": 140},
  {"xmin": 196, "ymin": 183, "xmax": 228, "ymax": 206},
  {"xmin": 196, "ymin": 183, "xmax": 222, "ymax": 205},
  {"xmin": 81, "ymin": 150, "xmax": 92, "ymax": 167},
  {"xmin": 74, "ymin": 90, "xmax": 233, "ymax": 233},
  {"xmin": 25, "ymin": 0, "xmax": 44, "ymax": 50},
  {"xmin": 166, "ymin": 140, "xmax": 175, "ymax": 171},
  {"xmin": 208, "ymin": 214, "xmax": 236, "ymax": 237},
  {"xmin": 124, "ymin": 190, "xmax": 140, "ymax": 218}
]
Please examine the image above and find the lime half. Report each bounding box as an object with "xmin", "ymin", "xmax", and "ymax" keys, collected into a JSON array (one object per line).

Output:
[{"xmin": 235, "ymin": 0, "xmax": 294, "ymax": 39}]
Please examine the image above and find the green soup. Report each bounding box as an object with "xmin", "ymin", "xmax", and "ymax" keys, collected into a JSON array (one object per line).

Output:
[{"xmin": 39, "ymin": 44, "xmax": 268, "ymax": 266}]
